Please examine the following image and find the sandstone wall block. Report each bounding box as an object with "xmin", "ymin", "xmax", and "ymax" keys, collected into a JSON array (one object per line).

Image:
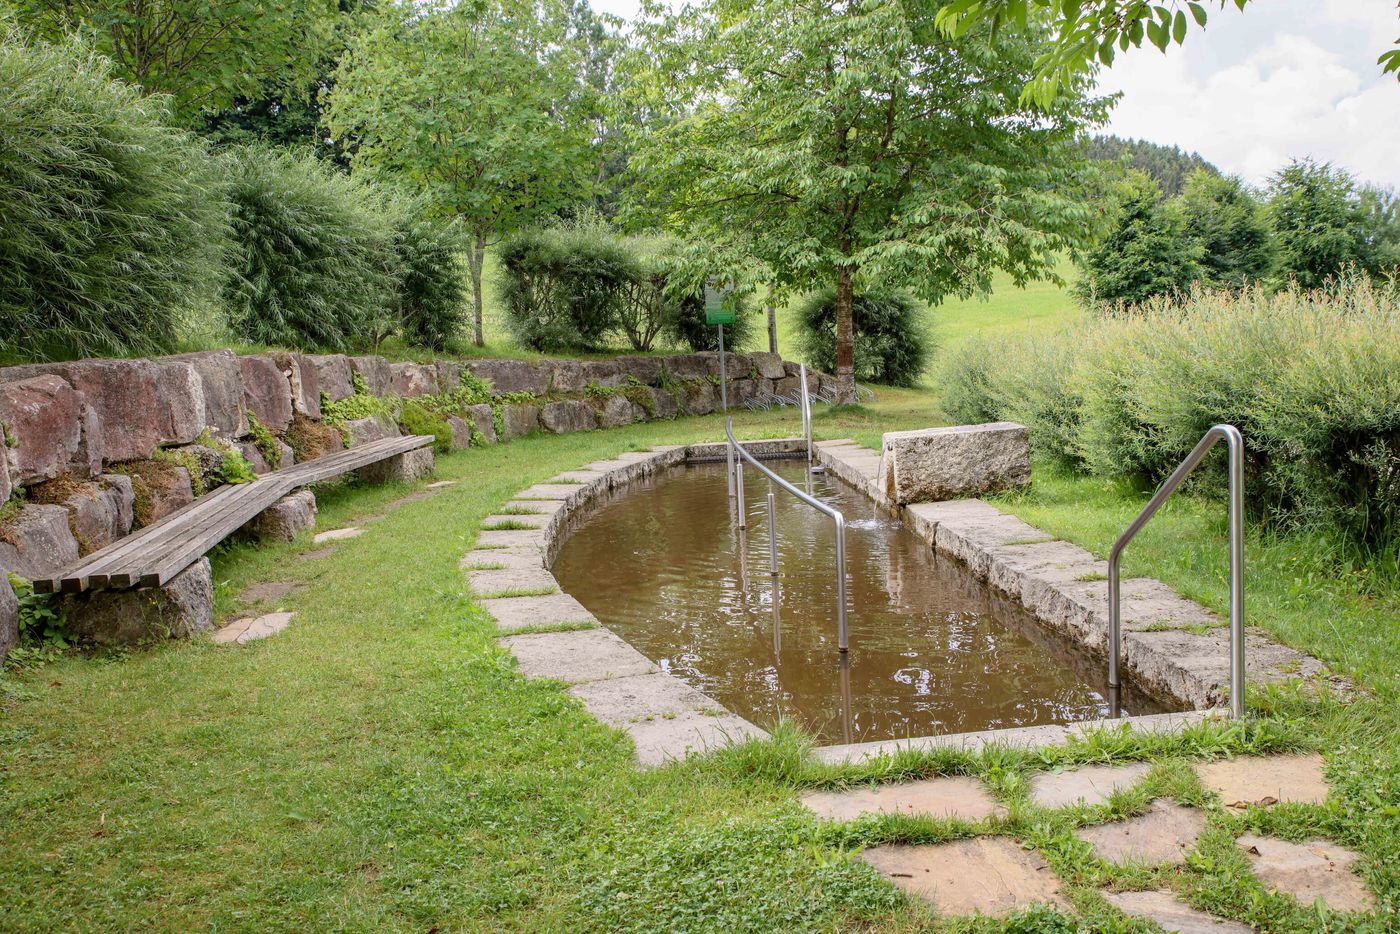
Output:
[
  {"xmin": 446, "ymin": 415, "xmax": 473, "ymax": 450},
  {"xmin": 239, "ymin": 356, "xmax": 294, "ymax": 433},
  {"xmin": 546, "ymin": 360, "xmax": 589, "ymax": 393},
  {"xmin": 0, "ymin": 437, "xmax": 10, "ymax": 505},
  {"xmin": 155, "ymin": 362, "xmax": 206, "ymax": 447},
  {"xmin": 773, "ymin": 375, "xmax": 801, "ymax": 397},
  {"xmin": 309, "ymin": 354, "xmax": 355, "ymax": 402},
  {"xmin": 162, "ymin": 350, "xmax": 249, "ymax": 439},
  {"xmin": 434, "ymin": 361, "xmax": 463, "ymax": 392},
  {"xmin": 665, "ymin": 355, "xmax": 712, "ymax": 380},
  {"xmin": 0, "ymin": 376, "xmax": 92, "ymax": 484},
  {"xmin": 466, "ymin": 404, "xmax": 496, "ymax": 444},
  {"xmin": 683, "ymin": 382, "xmax": 719, "ymax": 416},
  {"xmin": 614, "ymin": 356, "xmax": 663, "ymax": 386},
  {"xmin": 500, "ymin": 404, "xmax": 541, "ymax": 440},
  {"xmin": 0, "ymin": 504, "xmax": 80, "ymax": 579},
  {"xmin": 235, "ymin": 442, "xmax": 270, "ymax": 474},
  {"xmin": 648, "ymin": 388, "xmax": 680, "ymax": 419},
  {"xmin": 143, "ymin": 465, "xmax": 195, "ymax": 525},
  {"xmin": 0, "ymin": 572, "xmax": 16, "ymax": 667},
  {"xmin": 582, "ymin": 360, "xmax": 623, "ymax": 388},
  {"xmin": 57, "ymin": 476, "xmax": 135, "ymax": 555},
  {"xmin": 467, "ymin": 359, "xmax": 549, "ymax": 396},
  {"xmin": 390, "ymin": 362, "xmax": 439, "ymax": 398},
  {"xmin": 63, "ymin": 557, "xmax": 213, "ymax": 645},
  {"xmin": 541, "ymin": 400, "xmax": 597, "ymax": 434},
  {"xmin": 879, "ymin": 422, "xmax": 1031, "ymax": 505},
  {"xmin": 244, "ymin": 490, "xmax": 317, "ymax": 542},
  {"xmin": 344, "ymin": 415, "xmax": 400, "ymax": 447},
  {"xmin": 358, "ymin": 447, "xmax": 435, "ymax": 484},
  {"xmin": 273, "ymin": 353, "xmax": 322, "ymax": 419},
  {"xmin": 349, "ymin": 355, "xmax": 393, "ymax": 396},
  {"xmin": 750, "ymin": 352, "xmax": 787, "ymax": 380},
  {"xmin": 598, "ymin": 395, "xmax": 641, "ymax": 428}
]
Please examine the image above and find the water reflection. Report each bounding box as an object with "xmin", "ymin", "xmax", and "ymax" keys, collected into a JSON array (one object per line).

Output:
[{"xmin": 552, "ymin": 461, "xmax": 1171, "ymax": 744}]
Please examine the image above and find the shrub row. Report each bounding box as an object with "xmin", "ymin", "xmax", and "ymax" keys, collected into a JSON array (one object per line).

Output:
[
  {"xmin": 941, "ymin": 277, "xmax": 1400, "ymax": 548},
  {"xmin": 0, "ymin": 32, "xmax": 465, "ymax": 362}
]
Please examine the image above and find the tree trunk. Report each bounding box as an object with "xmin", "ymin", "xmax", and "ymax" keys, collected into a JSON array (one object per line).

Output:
[
  {"xmin": 833, "ymin": 265, "xmax": 856, "ymax": 405},
  {"xmin": 766, "ymin": 302, "xmax": 778, "ymax": 355},
  {"xmin": 469, "ymin": 230, "xmax": 487, "ymax": 347}
]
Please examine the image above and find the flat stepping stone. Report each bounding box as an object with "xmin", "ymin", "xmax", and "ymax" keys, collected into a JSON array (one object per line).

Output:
[
  {"xmin": 481, "ymin": 592, "xmax": 592, "ymax": 631},
  {"xmin": 1105, "ymin": 890, "xmax": 1253, "ymax": 933},
  {"xmin": 1076, "ymin": 800, "xmax": 1205, "ymax": 865},
  {"xmin": 516, "ymin": 484, "xmax": 588, "ymax": 501},
  {"xmin": 480, "ymin": 513, "xmax": 549, "ymax": 530},
  {"xmin": 460, "ymin": 548, "xmax": 543, "ymax": 571},
  {"xmin": 468, "ymin": 567, "xmax": 560, "ymax": 598},
  {"xmin": 501, "ymin": 499, "xmax": 565, "ymax": 516},
  {"xmin": 313, "ymin": 527, "xmax": 364, "ymax": 544},
  {"xmin": 1196, "ymin": 754, "xmax": 1329, "ymax": 809},
  {"xmin": 1030, "ymin": 762, "xmax": 1152, "ymax": 809},
  {"xmin": 297, "ymin": 546, "xmax": 338, "ymax": 561},
  {"xmin": 501, "ymin": 628, "xmax": 656, "ymax": 683},
  {"xmin": 474, "ymin": 529, "xmax": 545, "ymax": 550},
  {"xmin": 426, "ymin": 480, "xmax": 457, "ymax": 489},
  {"xmin": 1237, "ymin": 834, "xmax": 1374, "ymax": 913},
  {"xmin": 801, "ymin": 776, "xmax": 1003, "ymax": 823},
  {"xmin": 861, "ymin": 837, "xmax": 1066, "ymax": 916},
  {"xmin": 211, "ymin": 612, "xmax": 294, "ymax": 645},
  {"xmin": 239, "ymin": 580, "xmax": 301, "ymax": 605},
  {"xmin": 569, "ymin": 672, "xmax": 766, "ymax": 767}
]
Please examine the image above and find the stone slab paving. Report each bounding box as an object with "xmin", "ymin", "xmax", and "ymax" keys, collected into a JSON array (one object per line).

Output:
[
  {"xmin": 313, "ymin": 527, "xmax": 363, "ymax": 544},
  {"xmin": 1076, "ymin": 800, "xmax": 1206, "ymax": 865},
  {"xmin": 815, "ymin": 723, "xmax": 1072, "ymax": 765},
  {"xmin": 481, "ymin": 513, "xmax": 550, "ymax": 530},
  {"xmin": 1104, "ymin": 891, "xmax": 1253, "ymax": 933},
  {"xmin": 426, "ymin": 480, "xmax": 456, "ymax": 489},
  {"xmin": 501, "ymin": 628, "xmax": 656, "ymax": 683},
  {"xmin": 211, "ymin": 611, "xmax": 294, "ymax": 645},
  {"xmin": 569, "ymin": 672, "xmax": 766, "ymax": 767},
  {"xmin": 801, "ymin": 776, "xmax": 1004, "ymax": 823},
  {"xmin": 1196, "ymin": 754, "xmax": 1330, "ymax": 809},
  {"xmin": 514, "ymin": 483, "xmax": 589, "ymax": 503},
  {"xmin": 296, "ymin": 545, "xmax": 338, "ymax": 561},
  {"xmin": 482, "ymin": 592, "xmax": 595, "ymax": 632},
  {"xmin": 502, "ymin": 499, "xmax": 565, "ymax": 516},
  {"xmin": 1029, "ymin": 761, "xmax": 1153, "ymax": 809},
  {"xmin": 239, "ymin": 580, "xmax": 301, "ymax": 605},
  {"xmin": 468, "ymin": 567, "xmax": 560, "ymax": 598},
  {"xmin": 1236, "ymin": 834, "xmax": 1374, "ymax": 912},
  {"xmin": 860, "ymin": 837, "xmax": 1067, "ymax": 916},
  {"xmin": 474, "ymin": 528, "xmax": 545, "ymax": 550},
  {"xmin": 460, "ymin": 548, "xmax": 544, "ymax": 571}
]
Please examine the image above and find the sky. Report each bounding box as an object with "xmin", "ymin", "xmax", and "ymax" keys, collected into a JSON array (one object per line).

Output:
[{"xmin": 589, "ymin": 0, "xmax": 1400, "ymax": 190}]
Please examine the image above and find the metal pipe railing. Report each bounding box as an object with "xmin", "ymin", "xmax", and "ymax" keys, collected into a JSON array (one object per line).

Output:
[
  {"xmin": 726, "ymin": 417, "xmax": 849, "ymax": 651},
  {"xmin": 1108, "ymin": 424, "xmax": 1246, "ymax": 719},
  {"xmin": 799, "ymin": 363, "xmax": 813, "ymax": 465}
]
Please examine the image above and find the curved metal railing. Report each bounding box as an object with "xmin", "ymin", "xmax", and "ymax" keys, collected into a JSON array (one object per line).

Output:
[{"xmin": 1108, "ymin": 424, "xmax": 1246, "ymax": 718}]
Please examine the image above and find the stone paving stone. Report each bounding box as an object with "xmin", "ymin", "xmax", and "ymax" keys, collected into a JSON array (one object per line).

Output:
[
  {"xmin": 1196, "ymin": 754, "xmax": 1329, "ymax": 809},
  {"xmin": 1237, "ymin": 834, "xmax": 1374, "ymax": 912},
  {"xmin": 860, "ymin": 837, "xmax": 1066, "ymax": 916},
  {"xmin": 1104, "ymin": 890, "xmax": 1253, "ymax": 933},
  {"xmin": 211, "ymin": 612, "xmax": 294, "ymax": 645},
  {"xmin": 239, "ymin": 580, "xmax": 301, "ymax": 605},
  {"xmin": 482, "ymin": 592, "xmax": 594, "ymax": 631},
  {"xmin": 313, "ymin": 527, "xmax": 363, "ymax": 544},
  {"xmin": 1076, "ymin": 800, "xmax": 1206, "ymax": 865},
  {"xmin": 296, "ymin": 545, "xmax": 338, "ymax": 561},
  {"xmin": 480, "ymin": 513, "xmax": 549, "ymax": 530},
  {"xmin": 502, "ymin": 499, "xmax": 565, "ymax": 516},
  {"xmin": 801, "ymin": 776, "xmax": 1004, "ymax": 823},
  {"xmin": 426, "ymin": 480, "xmax": 457, "ymax": 489},
  {"xmin": 468, "ymin": 567, "xmax": 560, "ymax": 598},
  {"xmin": 569, "ymin": 672, "xmax": 766, "ymax": 767},
  {"xmin": 815, "ymin": 724, "xmax": 1071, "ymax": 764},
  {"xmin": 1029, "ymin": 762, "xmax": 1152, "ymax": 809},
  {"xmin": 474, "ymin": 528, "xmax": 544, "ymax": 550},
  {"xmin": 459, "ymin": 548, "xmax": 543, "ymax": 571},
  {"xmin": 514, "ymin": 483, "xmax": 587, "ymax": 503},
  {"xmin": 501, "ymin": 628, "xmax": 656, "ymax": 683}
]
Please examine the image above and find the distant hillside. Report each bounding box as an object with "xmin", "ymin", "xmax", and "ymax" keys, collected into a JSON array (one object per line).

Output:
[{"xmin": 1086, "ymin": 135, "xmax": 1221, "ymax": 195}]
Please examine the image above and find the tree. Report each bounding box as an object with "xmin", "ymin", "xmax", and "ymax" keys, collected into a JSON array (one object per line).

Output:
[
  {"xmin": 4, "ymin": 0, "xmax": 340, "ymax": 121},
  {"xmin": 1358, "ymin": 185, "xmax": 1400, "ymax": 276},
  {"xmin": 1267, "ymin": 159, "xmax": 1369, "ymax": 289},
  {"xmin": 1075, "ymin": 173, "xmax": 1199, "ymax": 306},
  {"xmin": 1085, "ymin": 134, "xmax": 1218, "ymax": 196},
  {"xmin": 324, "ymin": 0, "xmax": 595, "ymax": 346},
  {"xmin": 1177, "ymin": 170, "xmax": 1272, "ymax": 288},
  {"xmin": 934, "ymin": 1, "xmax": 1400, "ymax": 106},
  {"xmin": 623, "ymin": 0, "xmax": 1106, "ymax": 402}
]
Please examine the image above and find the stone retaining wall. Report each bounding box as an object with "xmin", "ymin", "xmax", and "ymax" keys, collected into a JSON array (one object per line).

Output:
[{"xmin": 0, "ymin": 349, "xmax": 822, "ymax": 662}]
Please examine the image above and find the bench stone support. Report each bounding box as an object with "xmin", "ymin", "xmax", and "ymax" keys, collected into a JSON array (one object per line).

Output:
[
  {"xmin": 0, "ymin": 573, "xmax": 16, "ymax": 666},
  {"xmin": 242, "ymin": 490, "xmax": 317, "ymax": 542},
  {"xmin": 357, "ymin": 447, "xmax": 435, "ymax": 484},
  {"xmin": 61, "ymin": 557, "xmax": 213, "ymax": 646},
  {"xmin": 879, "ymin": 422, "xmax": 1031, "ymax": 505}
]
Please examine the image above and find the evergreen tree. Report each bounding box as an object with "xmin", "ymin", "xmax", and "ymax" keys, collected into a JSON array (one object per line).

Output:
[
  {"xmin": 1177, "ymin": 170, "xmax": 1273, "ymax": 288},
  {"xmin": 1267, "ymin": 159, "xmax": 1368, "ymax": 289},
  {"xmin": 1075, "ymin": 173, "xmax": 1199, "ymax": 306}
]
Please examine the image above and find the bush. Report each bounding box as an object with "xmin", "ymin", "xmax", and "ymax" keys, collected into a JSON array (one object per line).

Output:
[
  {"xmin": 940, "ymin": 276, "xmax": 1400, "ymax": 548},
  {"xmin": 1074, "ymin": 173, "xmax": 1200, "ymax": 308},
  {"xmin": 392, "ymin": 209, "xmax": 468, "ymax": 351},
  {"xmin": 0, "ymin": 32, "xmax": 229, "ymax": 361},
  {"xmin": 794, "ymin": 289, "xmax": 932, "ymax": 388},
  {"xmin": 498, "ymin": 225, "xmax": 639, "ymax": 351},
  {"xmin": 222, "ymin": 145, "xmax": 399, "ymax": 352},
  {"xmin": 666, "ymin": 290, "xmax": 758, "ymax": 353}
]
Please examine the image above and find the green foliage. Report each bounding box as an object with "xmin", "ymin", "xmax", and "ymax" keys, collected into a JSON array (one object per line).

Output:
[
  {"xmin": 1178, "ymin": 170, "xmax": 1275, "ymax": 288},
  {"xmin": 795, "ymin": 290, "xmax": 933, "ymax": 388},
  {"xmin": 5, "ymin": 0, "xmax": 340, "ymax": 121},
  {"xmin": 1268, "ymin": 158, "xmax": 1376, "ymax": 289},
  {"xmin": 215, "ymin": 447, "xmax": 258, "ymax": 486},
  {"xmin": 320, "ymin": 388, "xmax": 398, "ymax": 440},
  {"xmin": 1085, "ymin": 133, "xmax": 1220, "ymax": 196},
  {"xmin": 153, "ymin": 447, "xmax": 210, "ymax": 496},
  {"xmin": 0, "ymin": 31, "xmax": 229, "ymax": 362},
  {"xmin": 666, "ymin": 290, "xmax": 757, "ymax": 353},
  {"xmin": 497, "ymin": 224, "xmax": 638, "ymax": 351},
  {"xmin": 5, "ymin": 572, "xmax": 71, "ymax": 666},
  {"xmin": 392, "ymin": 210, "xmax": 468, "ymax": 351},
  {"xmin": 222, "ymin": 145, "xmax": 398, "ymax": 352},
  {"xmin": 244, "ymin": 413, "xmax": 283, "ymax": 470},
  {"xmin": 1074, "ymin": 173, "xmax": 1200, "ymax": 307},
  {"xmin": 942, "ymin": 276, "xmax": 1400, "ymax": 547},
  {"xmin": 399, "ymin": 399, "xmax": 453, "ymax": 455}
]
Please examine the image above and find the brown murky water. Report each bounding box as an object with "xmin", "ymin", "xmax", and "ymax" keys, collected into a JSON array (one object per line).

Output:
[{"xmin": 552, "ymin": 460, "xmax": 1174, "ymax": 745}]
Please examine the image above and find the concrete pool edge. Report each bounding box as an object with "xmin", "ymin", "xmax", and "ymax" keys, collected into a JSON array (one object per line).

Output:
[{"xmin": 477, "ymin": 437, "xmax": 1344, "ymax": 768}]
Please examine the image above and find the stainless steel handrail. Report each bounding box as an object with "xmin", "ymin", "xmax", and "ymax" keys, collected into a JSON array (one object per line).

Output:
[
  {"xmin": 799, "ymin": 363, "xmax": 813, "ymax": 465},
  {"xmin": 1108, "ymin": 423, "xmax": 1245, "ymax": 719},
  {"xmin": 725, "ymin": 416, "xmax": 850, "ymax": 651}
]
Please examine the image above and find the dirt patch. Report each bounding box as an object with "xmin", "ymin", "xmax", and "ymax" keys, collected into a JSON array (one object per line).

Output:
[
  {"xmin": 285, "ymin": 414, "xmax": 342, "ymax": 463},
  {"xmin": 25, "ymin": 473, "xmax": 96, "ymax": 507}
]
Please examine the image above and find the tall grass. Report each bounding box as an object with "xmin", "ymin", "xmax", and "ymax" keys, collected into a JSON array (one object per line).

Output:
[
  {"xmin": 942, "ymin": 276, "xmax": 1400, "ymax": 549},
  {"xmin": 0, "ymin": 31, "xmax": 229, "ymax": 361}
]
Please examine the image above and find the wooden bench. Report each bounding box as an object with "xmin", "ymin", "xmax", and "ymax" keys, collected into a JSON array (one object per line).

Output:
[{"xmin": 33, "ymin": 434, "xmax": 434, "ymax": 595}]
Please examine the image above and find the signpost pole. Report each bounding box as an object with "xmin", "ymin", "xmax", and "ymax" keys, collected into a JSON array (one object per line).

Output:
[{"xmin": 718, "ymin": 323, "xmax": 728, "ymax": 413}]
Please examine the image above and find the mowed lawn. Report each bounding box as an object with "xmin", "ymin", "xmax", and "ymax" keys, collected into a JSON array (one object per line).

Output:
[{"xmin": 4, "ymin": 278, "xmax": 1400, "ymax": 931}]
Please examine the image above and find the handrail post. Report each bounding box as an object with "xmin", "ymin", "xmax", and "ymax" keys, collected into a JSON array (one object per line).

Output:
[
  {"xmin": 834, "ymin": 513, "xmax": 848, "ymax": 652},
  {"xmin": 734, "ymin": 451, "xmax": 746, "ymax": 529},
  {"xmin": 799, "ymin": 363, "xmax": 813, "ymax": 466},
  {"xmin": 766, "ymin": 487, "xmax": 779, "ymax": 576},
  {"xmin": 1108, "ymin": 424, "xmax": 1245, "ymax": 719}
]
